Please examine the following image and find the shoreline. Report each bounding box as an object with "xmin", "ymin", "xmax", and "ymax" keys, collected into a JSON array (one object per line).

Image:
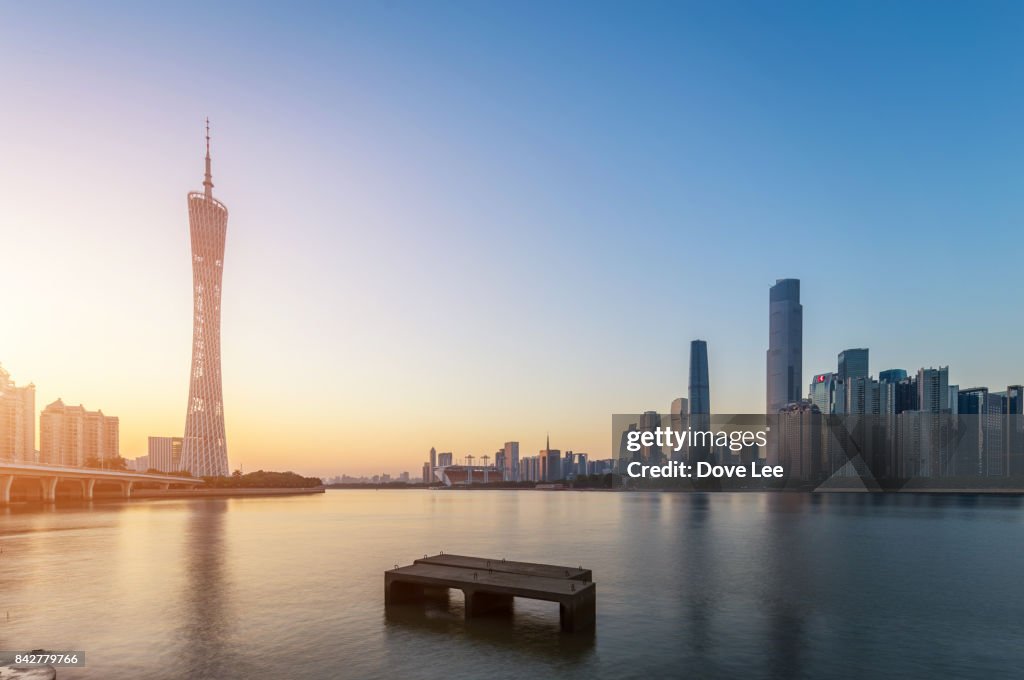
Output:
[
  {"xmin": 128, "ymin": 487, "xmax": 326, "ymax": 500},
  {"xmin": 324, "ymin": 486, "xmax": 1024, "ymax": 496}
]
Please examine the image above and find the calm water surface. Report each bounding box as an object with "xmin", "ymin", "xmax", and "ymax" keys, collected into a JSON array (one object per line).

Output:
[{"xmin": 2, "ymin": 490, "xmax": 1023, "ymax": 679}]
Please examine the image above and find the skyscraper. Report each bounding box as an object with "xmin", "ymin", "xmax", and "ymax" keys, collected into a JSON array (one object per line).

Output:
[
  {"xmin": 541, "ymin": 434, "xmax": 561, "ymax": 482},
  {"xmin": 809, "ymin": 372, "xmax": 838, "ymax": 415},
  {"xmin": 766, "ymin": 279, "xmax": 802, "ymax": 414},
  {"xmin": 638, "ymin": 411, "xmax": 664, "ymax": 464},
  {"xmin": 39, "ymin": 399, "xmax": 118, "ymax": 466},
  {"xmin": 958, "ymin": 387, "xmax": 1004, "ymax": 476},
  {"xmin": 844, "ymin": 376, "xmax": 880, "ymax": 415},
  {"xmin": 879, "ymin": 369, "xmax": 908, "ymax": 416},
  {"xmin": 503, "ymin": 441, "xmax": 519, "ymax": 481},
  {"xmin": 182, "ymin": 121, "xmax": 230, "ymax": 477},
  {"xmin": 775, "ymin": 400, "xmax": 822, "ymax": 479},
  {"xmin": 689, "ymin": 340, "xmax": 710, "ymax": 419},
  {"xmin": 427, "ymin": 446, "xmax": 437, "ymax": 484},
  {"xmin": 670, "ymin": 397, "xmax": 688, "ymax": 429},
  {"xmin": 917, "ymin": 367, "xmax": 950, "ymax": 413},
  {"xmin": 893, "ymin": 375, "xmax": 919, "ymax": 413},
  {"xmin": 689, "ymin": 341, "xmax": 711, "ymax": 464},
  {"xmin": 837, "ymin": 348, "xmax": 869, "ymax": 382},
  {"xmin": 0, "ymin": 365, "xmax": 35, "ymax": 462},
  {"xmin": 879, "ymin": 369, "xmax": 907, "ymax": 384}
]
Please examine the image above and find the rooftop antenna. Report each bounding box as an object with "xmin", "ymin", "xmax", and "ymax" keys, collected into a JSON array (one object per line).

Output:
[{"xmin": 203, "ymin": 117, "xmax": 214, "ymax": 199}]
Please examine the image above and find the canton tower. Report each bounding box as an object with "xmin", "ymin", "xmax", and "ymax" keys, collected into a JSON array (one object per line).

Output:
[{"xmin": 182, "ymin": 120, "xmax": 230, "ymax": 477}]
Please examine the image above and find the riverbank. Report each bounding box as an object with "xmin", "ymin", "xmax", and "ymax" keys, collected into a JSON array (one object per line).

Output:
[{"xmin": 130, "ymin": 486, "xmax": 326, "ymax": 500}]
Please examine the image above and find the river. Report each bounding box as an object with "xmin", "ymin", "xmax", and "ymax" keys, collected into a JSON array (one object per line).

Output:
[{"xmin": 2, "ymin": 490, "xmax": 1022, "ymax": 679}]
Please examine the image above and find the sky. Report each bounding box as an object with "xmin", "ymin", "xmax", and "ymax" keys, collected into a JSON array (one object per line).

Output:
[{"xmin": 1, "ymin": 1, "xmax": 1022, "ymax": 476}]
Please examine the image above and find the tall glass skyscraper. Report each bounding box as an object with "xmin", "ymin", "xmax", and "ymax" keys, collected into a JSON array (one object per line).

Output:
[
  {"xmin": 182, "ymin": 122, "xmax": 230, "ymax": 477},
  {"xmin": 766, "ymin": 279, "xmax": 802, "ymax": 414},
  {"xmin": 688, "ymin": 340, "xmax": 710, "ymax": 464},
  {"xmin": 838, "ymin": 348, "xmax": 869, "ymax": 382},
  {"xmin": 688, "ymin": 340, "xmax": 710, "ymax": 418}
]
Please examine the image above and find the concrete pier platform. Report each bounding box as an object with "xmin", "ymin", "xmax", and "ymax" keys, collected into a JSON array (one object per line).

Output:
[
  {"xmin": 386, "ymin": 554, "xmax": 595, "ymax": 632},
  {"xmin": 414, "ymin": 553, "xmax": 592, "ymax": 582}
]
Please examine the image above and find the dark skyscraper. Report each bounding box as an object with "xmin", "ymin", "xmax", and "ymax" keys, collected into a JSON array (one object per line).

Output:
[
  {"xmin": 878, "ymin": 369, "xmax": 909, "ymax": 415},
  {"xmin": 894, "ymin": 376, "xmax": 919, "ymax": 414},
  {"xmin": 838, "ymin": 348, "xmax": 869, "ymax": 382},
  {"xmin": 688, "ymin": 340, "xmax": 711, "ymax": 464},
  {"xmin": 879, "ymin": 369, "xmax": 907, "ymax": 384},
  {"xmin": 766, "ymin": 279, "xmax": 803, "ymax": 414},
  {"xmin": 958, "ymin": 387, "xmax": 1005, "ymax": 476},
  {"xmin": 182, "ymin": 120, "xmax": 230, "ymax": 477},
  {"xmin": 917, "ymin": 366, "xmax": 949, "ymax": 413},
  {"xmin": 542, "ymin": 434, "xmax": 561, "ymax": 482},
  {"xmin": 689, "ymin": 340, "xmax": 710, "ymax": 418}
]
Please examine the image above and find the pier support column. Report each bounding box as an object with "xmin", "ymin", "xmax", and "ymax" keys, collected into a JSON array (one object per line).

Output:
[
  {"xmin": 559, "ymin": 584, "xmax": 596, "ymax": 632},
  {"xmin": 464, "ymin": 590, "xmax": 514, "ymax": 618},
  {"xmin": 121, "ymin": 481, "xmax": 134, "ymax": 499},
  {"xmin": 41, "ymin": 477, "xmax": 58, "ymax": 503},
  {"xmin": 0, "ymin": 475, "xmax": 12, "ymax": 504},
  {"xmin": 159, "ymin": 482, "xmax": 170, "ymax": 490},
  {"xmin": 83, "ymin": 478, "xmax": 95, "ymax": 501},
  {"xmin": 384, "ymin": 577, "xmax": 424, "ymax": 606}
]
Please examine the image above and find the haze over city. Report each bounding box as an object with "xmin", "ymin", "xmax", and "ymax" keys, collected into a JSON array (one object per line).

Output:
[{"xmin": 2, "ymin": 2, "xmax": 1022, "ymax": 475}]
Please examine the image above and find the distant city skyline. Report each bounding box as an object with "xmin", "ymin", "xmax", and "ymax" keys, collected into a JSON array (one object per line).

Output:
[{"xmin": 2, "ymin": 2, "xmax": 1024, "ymax": 474}]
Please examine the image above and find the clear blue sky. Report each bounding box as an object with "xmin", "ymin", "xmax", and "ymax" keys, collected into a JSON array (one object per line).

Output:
[{"xmin": 1, "ymin": 1, "xmax": 1022, "ymax": 472}]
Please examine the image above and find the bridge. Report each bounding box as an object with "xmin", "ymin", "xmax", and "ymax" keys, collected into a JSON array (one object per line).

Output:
[{"xmin": 0, "ymin": 461, "xmax": 202, "ymax": 504}]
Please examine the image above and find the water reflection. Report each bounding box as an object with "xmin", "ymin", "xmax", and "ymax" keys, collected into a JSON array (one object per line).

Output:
[
  {"xmin": 4, "ymin": 491, "xmax": 1024, "ymax": 680},
  {"xmin": 178, "ymin": 500, "xmax": 243, "ymax": 678},
  {"xmin": 384, "ymin": 598, "xmax": 594, "ymax": 661},
  {"xmin": 761, "ymin": 495, "xmax": 810, "ymax": 679},
  {"xmin": 680, "ymin": 494, "xmax": 714, "ymax": 669}
]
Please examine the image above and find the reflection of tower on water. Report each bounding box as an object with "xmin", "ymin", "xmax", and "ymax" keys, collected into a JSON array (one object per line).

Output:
[{"xmin": 179, "ymin": 501, "xmax": 241, "ymax": 678}]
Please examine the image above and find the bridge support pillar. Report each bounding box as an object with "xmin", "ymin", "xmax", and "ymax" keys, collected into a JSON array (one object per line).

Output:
[
  {"xmin": 0, "ymin": 475, "xmax": 12, "ymax": 504},
  {"xmin": 159, "ymin": 482, "xmax": 170, "ymax": 490},
  {"xmin": 84, "ymin": 478, "xmax": 95, "ymax": 501},
  {"xmin": 121, "ymin": 481, "xmax": 134, "ymax": 499},
  {"xmin": 41, "ymin": 477, "xmax": 58, "ymax": 503}
]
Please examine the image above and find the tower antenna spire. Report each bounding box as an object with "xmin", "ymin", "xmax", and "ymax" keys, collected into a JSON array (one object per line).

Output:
[{"xmin": 203, "ymin": 117, "xmax": 214, "ymax": 199}]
